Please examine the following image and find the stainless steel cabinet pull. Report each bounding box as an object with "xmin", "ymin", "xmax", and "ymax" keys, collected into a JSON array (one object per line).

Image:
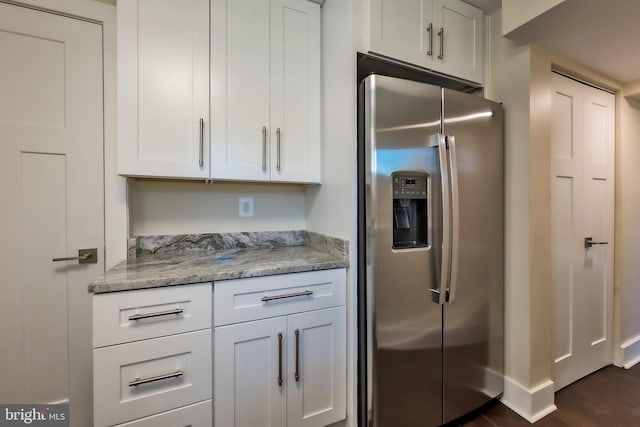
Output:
[
  {"xmin": 262, "ymin": 126, "xmax": 267, "ymax": 171},
  {"xmin": 427, "ymin": 23, "xmax": 433, "ymax": 56},
  {"xmin": 584, "ymin": 237, "xmax": 609, "ymax": 248},
  {"xmin": 445, "ymin": 135, "xmax": 459, "ymax": 304},
  {"xmin": 52, "ymin": 248, "xmax": 97, "ymax": 264},
  {"xmin": 277, "ymin": 332, "xmax": 283, "ymax": 386},
  {"xmin": 437, "ymin": 27, "xmax": 444, "ymax": 60},
  {"xmin": 128, "ymin": 308, "xmax": 184, "ymax": 321},
  {"xmin": 129, "ymin": 370, "xmax": 183, "ymax": 387},
  {"xmin": 199, "ymin": 118, "xmax": 204, "ymax": 167},
  {"xmin": 294, "ymin": 329, "xmax": 300, "ymax": 382},
  {"xmin": 276, "ymin": 127, "xmax": 281, "ymax": 172},
  {"xmin": 261, "ymin": 290, "xmax": 313, "ymax": 302}
]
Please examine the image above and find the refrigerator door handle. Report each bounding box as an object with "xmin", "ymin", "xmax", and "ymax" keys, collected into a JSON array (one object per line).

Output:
[
  {"xmin": 431, "ymin": 133, "xmax": 450, "ymax": 304},
  {"xmin": 445, "ymin": 135, "xmax": 460, "ymax": 303}
]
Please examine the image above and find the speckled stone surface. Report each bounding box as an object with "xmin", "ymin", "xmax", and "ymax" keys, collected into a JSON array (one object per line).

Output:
[{"xmin": 89, "ymin": 231, "xmax": 348, "ymax": 293}]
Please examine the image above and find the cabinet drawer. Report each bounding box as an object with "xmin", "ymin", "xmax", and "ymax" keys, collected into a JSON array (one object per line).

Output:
[
  {"xmin": 93, "ymin": 283, "xmax": 212, "ymax": 347},
  {"xmin": 115, "ymin": 400, "xmax": 212, "ymax": 426},
  {"xmin": 214, "ymin": 269, "xmax": 346, "ymax": 326},
  {"xmin": 93, "ymin": 330, "xmax": 212, "ymax": 427}
]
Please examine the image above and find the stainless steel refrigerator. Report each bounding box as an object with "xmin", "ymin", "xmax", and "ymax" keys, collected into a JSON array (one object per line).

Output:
[{"xmin": 358, "ymin": 74, "xmax": 504, "ymax": 426}]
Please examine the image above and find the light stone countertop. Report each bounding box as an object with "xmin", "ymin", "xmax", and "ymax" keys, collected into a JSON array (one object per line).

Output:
[{"xmin": 88, "ymin": 231, "xmax": 349, "ymax": 293}]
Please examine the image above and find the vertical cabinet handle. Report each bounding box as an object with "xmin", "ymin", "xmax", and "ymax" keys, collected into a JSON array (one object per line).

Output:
[
  {"xmin": 294, "ymin": 329, "xmax": 300, "ymax": 382},
  {"xmin": 426, "ymin": 23, "xmax": 433, "ymax": 56},
  {"xmin": 276, "ymin": 128, "xmax": 281, "ymax": 172},
  {"xmin": 437, "ymin": 27, "xmax": 444, "ymax": 60},
  {"xmin": 277, "ymin": 332, "xmax": 283, "ymax": 386},
  {"xmin": 199, "ymin": 118, "xmax": 204, "ymax": 167},
  {"xmin": 262, "ymin": 126, "xmax": 267, "ymax": 171}
]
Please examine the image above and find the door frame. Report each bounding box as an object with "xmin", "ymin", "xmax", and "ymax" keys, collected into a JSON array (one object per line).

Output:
[{"xmin": 2, "ymin": 0, "xmax": 126, "ymax": 269}]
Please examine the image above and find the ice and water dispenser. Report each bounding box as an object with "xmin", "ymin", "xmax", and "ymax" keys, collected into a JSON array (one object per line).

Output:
[{"xmin": 392, "ymin": 172, "xmax": 428, "ymax": 249}]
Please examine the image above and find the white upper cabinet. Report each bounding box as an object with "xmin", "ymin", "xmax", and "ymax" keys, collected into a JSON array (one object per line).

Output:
[
  {"xmin": 368, "ymin": 0, "xmax": 484, "ymax": 84},
  {"xmin": 117, "ymin": 0, "xmax": 210, "ymax": 179},
  {"xmin": 212, "ymin": 0, "xmax": 321, "ymax": 183},
  {"xmin": 117, "ymin": 0, "xmax": 321, "ymax": 183}
]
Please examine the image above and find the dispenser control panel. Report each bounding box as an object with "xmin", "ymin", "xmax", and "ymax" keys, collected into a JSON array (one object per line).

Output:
[
  {"xmin": 391, "ymin": 172, "xmax": 429, "ymax": 249},
  {"xmin": 393, "ymin": 175, "xmax": 427, "ymax": 199}
]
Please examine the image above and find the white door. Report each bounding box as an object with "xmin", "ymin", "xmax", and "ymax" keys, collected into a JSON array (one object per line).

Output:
[
  {"xmin": 368, "ymin": 0, "xmax": 435, "ymax": 69},
  {"xmin": 287, "ymin": 307, "xmax": 346, "ymax": 427},
  {"xmin": 0, "ymin": 3, "xmax": 104, "ymax": 426},
  {"xmin": 432, "ymin": 0, "xmax": 483, "ymax": 83},
  {"xmin": 211, "ymin": 0, "xmax": 271, "ymax": 181},
  {"xmin": 117, "ymin": 0, "xmax": 210, "ymax": 179},
  {"xmin": 270, "ymin": 0, "xmax": 321, "ymax": 183},
  {"xmin": 551, "ymin": 72, "xmax": 614, "ymax": 390},
  {"xmin": 214, "ymin": 317, "xmax": 288, "ymax": 427}
]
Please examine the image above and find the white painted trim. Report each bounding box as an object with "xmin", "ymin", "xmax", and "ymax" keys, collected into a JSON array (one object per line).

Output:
[
  {"xmin": 501, "ymin": 376, "xmax": 557, "ymax": 423},
  {"xmin": 5, "ymin": 0, "xmax": 127, "ymax": 269},
  {"xmin": 615, "ymin": 334, "xmax": 640, "ymax": 369}
]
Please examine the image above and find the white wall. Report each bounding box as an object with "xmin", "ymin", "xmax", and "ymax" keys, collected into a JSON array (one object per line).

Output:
[
  {"xmin": 486, "ymin": 11, "xmax": 558, "ymax": 422},
  {"xmin": 501, "ymin": 0, "xmax": 565, "ymax": 36},
  {"xmin": 485, "ymin": 11, "xmax": 534, "ymax": 389},
  {"xmin": 130, "ymin": 181, "xmax": 306, "ymax": 236},
  {"xmin": 487, "ymin": 7, "xmax": 640, "ymax": 420},
  {"xmin": 304, "ymin": 0, "xmax": 358, "ymax": 425},
  {"xmin": 615, "ymin": 96, "xmax": 640, "ymax": 367}
]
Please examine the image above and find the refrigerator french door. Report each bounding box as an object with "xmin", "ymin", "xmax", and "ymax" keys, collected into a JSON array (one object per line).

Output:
[{"xmin": 360, "ymin": 74, "xmax": 504, "ymax": 426}]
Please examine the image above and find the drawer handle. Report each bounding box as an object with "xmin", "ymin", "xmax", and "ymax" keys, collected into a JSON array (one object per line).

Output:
[
  {"xmin": 128, "ymin": 308, "xmax": 184, "ymax": 321},
  {"xmin": 261, "ymin": 290, "xmax": 313, "ymax": 303},
  {"xmin": 129, "ymin": 370, "xmax": 184, "ymax": 387}
]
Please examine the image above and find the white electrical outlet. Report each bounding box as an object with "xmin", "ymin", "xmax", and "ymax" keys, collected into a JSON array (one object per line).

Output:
[{"xmin": 239, "ymin": 197, "xmax": 254, "ymax": 218}]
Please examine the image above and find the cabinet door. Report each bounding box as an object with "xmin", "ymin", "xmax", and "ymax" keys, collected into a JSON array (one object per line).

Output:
[
  {"xmin": 287, "ymin": 307, "xmax": 346, "ymax": 427},
  {"xmin": 215, "ymin": 317, "xmax": 288, "ymax": 427},
  {"xmin": 270, "ymin": 0, "xmax": 321, "ymax": 183},
  {"xmin": 432, "ymin": 0, "xmax": 483, "ymax": 83},
  {"xmin": 212, "ymin": 0, "xmax": 271, "ymax": 181},
  {"xmin": 118, "ymin": 0, "xmax": 209, "ymax": 178},
  {"xmin": 368, "ymin": 0, "xmax": 434, "ymax": 68}
]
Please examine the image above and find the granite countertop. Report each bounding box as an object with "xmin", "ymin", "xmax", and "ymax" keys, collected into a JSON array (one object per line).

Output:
[{"xmin": 88, "ymin": 231, "xmax": 349, "ymax": 293}]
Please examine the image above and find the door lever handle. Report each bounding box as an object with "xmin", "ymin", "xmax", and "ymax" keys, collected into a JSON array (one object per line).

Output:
[
  {"xmin": 584, "ymin": 237, "xmax": 608, "ymax": 248},
  {"xmin": 53, "ymin": 248, "xmax": 97, "ymax": 264}
]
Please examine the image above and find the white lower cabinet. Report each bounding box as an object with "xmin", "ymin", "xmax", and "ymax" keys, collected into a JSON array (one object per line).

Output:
[
  {"xmin": 92, "ymin": 283, "xmax": 213, "ymax": 427},
  {"xmin": 94, "ymin": 330, "xmax": 212, "ymax": 426},
  {"xmin": 214, "ymin": 269, "xmax": 347, "ymax": 427},
  {"xmin": 287, "ymin": 307, "xmax": 347, "ymax": 427},
  {"xmin": 115, "ymin": 400, "xmax": 212, "ymax": 426},
  {"xmin": 215, "ymin": 317, "xmax": 288, "ymax": 427}
]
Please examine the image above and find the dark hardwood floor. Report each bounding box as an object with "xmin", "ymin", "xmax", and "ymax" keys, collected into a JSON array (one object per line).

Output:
[{"xmin": 459, "ymin": 364, "xmax": 640, "ymax": 426}]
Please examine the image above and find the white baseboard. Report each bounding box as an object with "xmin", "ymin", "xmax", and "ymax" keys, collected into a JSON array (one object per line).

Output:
[
  {"xmin": 500, "ymin": 377, "xmax": 557, "ymax": 423},
  {"xmin": 615, "ymin": 334, "xmax": 640, "ymax": 369}
]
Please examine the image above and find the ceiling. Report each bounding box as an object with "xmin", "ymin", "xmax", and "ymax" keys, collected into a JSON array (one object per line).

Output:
[{"xmin": 504, "ymin": 0, "xmax": 640, "ymax": 84}]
